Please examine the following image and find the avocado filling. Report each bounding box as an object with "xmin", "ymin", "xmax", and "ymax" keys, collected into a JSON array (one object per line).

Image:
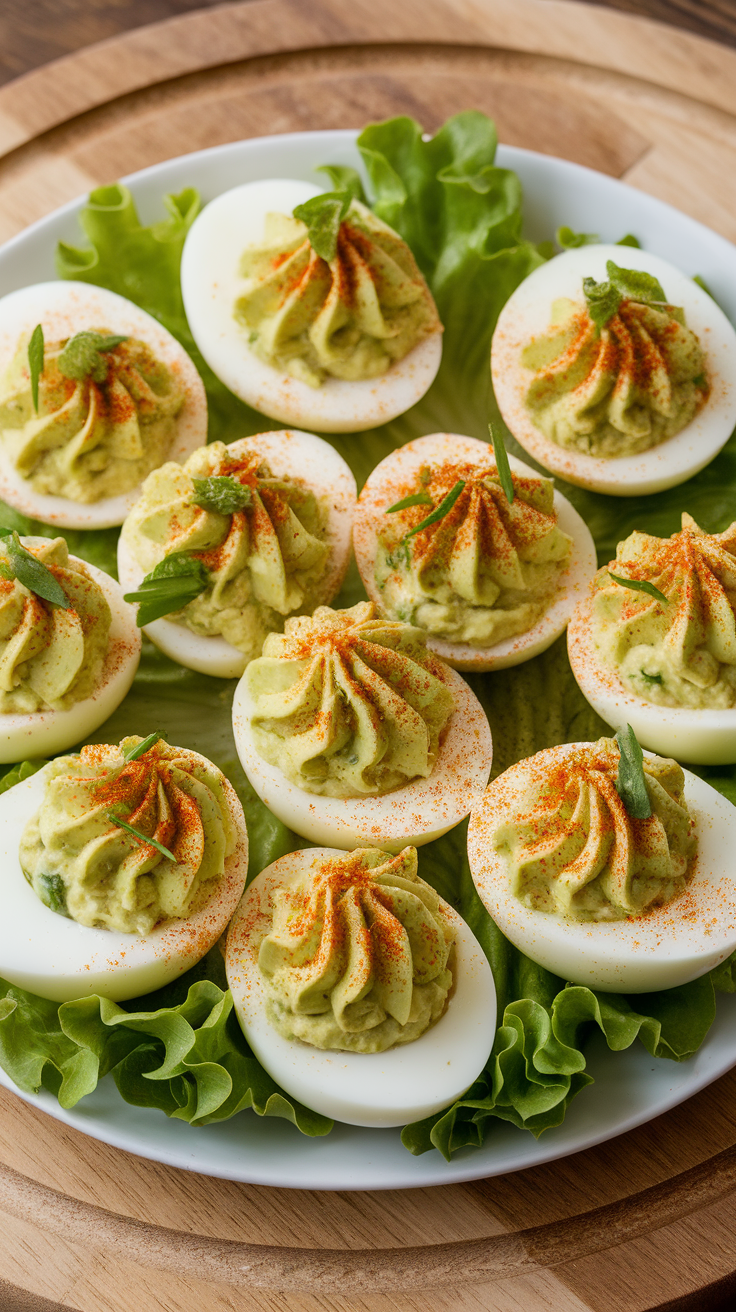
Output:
[
  {"xmin": 20, "ymin": 737, "xmax": 237, "ymax": 933},
  {"xmin": 259, "ymin": 846, "xmax": 454, "ymax": 1052}
]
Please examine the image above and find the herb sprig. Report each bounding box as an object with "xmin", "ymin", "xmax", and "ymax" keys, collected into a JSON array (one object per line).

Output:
[
  {"xmin": 123, "ymin": 732, "xmax": 163, "ymax": 762},
  {"xmin": 0, "ymin": 529, "xmax": 71, "ymax": 609},
  {"xmin": 58, "ymin": 330, "xmax": 128, "ymax": 383},
  {"xmin": 608, "ymin": 572, "xmax": 668, "ymax": 605},
  {"xmin": 28, "ymin": 324, "xmax": 45, "ymax": 413},
  {"xmin": 107, "ymin": 811, "xmax": 177, "ymax": 862},
  {"xmin": 583, "ymin": 260, "xmax": 668, "ymax": 332},
  {"xmin": 488, "ymin": 421, "xmax": 515, "ymax": 504},
  {"xmin": 615, "ymin": 724, "xmax": 652, "ymax": 820},
  {"xmin": 387, "ymin": 491, "xmax": 433, "ymax": 513},
  {"xmin": 191, "ymin": 475, "xmax": 252, "ymax": 515},
  {"xmin": 403, "ymin": 480, "xmax": 466, "ymax": 540},
  {"xmin": 124, "ymin": 554, "xmax": 209, "ymax": 626}
]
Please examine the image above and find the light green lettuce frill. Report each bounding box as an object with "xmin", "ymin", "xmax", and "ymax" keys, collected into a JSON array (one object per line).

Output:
[
  {"xmin": 0, "ymin": 536, "xmax": 110, "ymax": 713},
  {"xmin": 121, "ymin": 441, "xmax": 329, "ymax": 659},
  {"xmin": 494, "ymin": 738, "xmax": 697, "ymax": 921},
  {"xmin": 20, "ymin": 736, "xmax": 238, "ymax": 934},
  {"xmin": 522, "ymin": 296, "xmax": 708, "ymax": 457},
  {"xmin": 259, "ymin": 846, "xmax": 454, "ymax": 1053},
  {"xmin": 0, "ymin": 331, "xmax": 185, "ymax": 502},
  {"xmin": 593, "ymin": 514, "xmax": 736, "ymax": 708},
  {"xmin": 376, "ymin": 460, "xmax": 572, "ymax": 645},
  {"xmin": 234, "ymin": 200, "xmax": 441, "ymax": 387},
  {"xmin": 246, "ymin": 601, "xmax": 455, "ymax": 798}
]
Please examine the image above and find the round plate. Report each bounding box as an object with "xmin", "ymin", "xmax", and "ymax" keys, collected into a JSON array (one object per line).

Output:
[{"xmin": 2, "ymin": 129, "xmax": 736, "ymax": 1189}]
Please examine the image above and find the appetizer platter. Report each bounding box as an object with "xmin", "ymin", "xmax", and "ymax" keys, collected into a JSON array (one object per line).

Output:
[{"xmin": 2, "ymin": 108, "xmax": 736, "ymax": 1203}]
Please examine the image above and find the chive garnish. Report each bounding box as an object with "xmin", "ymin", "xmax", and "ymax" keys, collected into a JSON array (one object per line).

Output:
[
  {"xmin": 608, "ymin": 572, "xmax": 667, "ymax": 605},
  {"xmin": 28, "ymin": 324, "xmax": 44, "ymax": 413},
  {"xmin": 403, "ymin": 480, "xmax": 466, "ymax": 540},
  {"xmin": 107, "ymin": 812, "xmax": 177, "ymax": 862},
  {"xmin": 615, "ymin": 724, "xmax": 652, "ymax": 820},
  {"xmin": 386, "ymin": 491, "xmax": 433, "ymax": 513},
  {"xmin": 123, "ymin": 733, "xmax": 163, "ymax": 762},
  {"xmin": 488, "ymin": 421, "xmax": 515, "ymax": 504},
  {"xmin": 0, "ymin": 529, "xmax": 71, "ymax": 609}
]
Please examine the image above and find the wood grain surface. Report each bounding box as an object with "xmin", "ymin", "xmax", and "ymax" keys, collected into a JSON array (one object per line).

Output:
[{"xmin": 1, "ymin": 2, "xmax": 736, "ymax": 1310}]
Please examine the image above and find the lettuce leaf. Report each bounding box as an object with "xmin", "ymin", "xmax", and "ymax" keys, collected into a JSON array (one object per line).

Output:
[{"xmin": 0, "ymin": 111, "xmax": 733, "ymax": 1160}]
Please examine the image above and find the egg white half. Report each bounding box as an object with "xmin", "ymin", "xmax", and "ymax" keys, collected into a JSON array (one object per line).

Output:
[
  {"xmin": 117, "ymin": 429, "xmax": 357, "ymax": 679},
  {"xmin": 0, "ymin": 549, "xmax": 141, "ymax": 764},
  {"xmin": 567, "ymin": 593, "xmax": 736, "ymax": 765},
  {"xmin": 468, "ymin": 743, "xmax": 736, "ymax": 993},
  {"xmin": 225, "ymin": 847, "xmax": 496, "ymax": 1128},
  {"xmin": 0, "ymin": 760, "xmax": 248, "ymax": 1002},
  {"xmin": 232, "ymin": 664, "xmax": 493, "ymax": 851},
  {"xmin": 0, "ymin": 281, "xmax": 208, "ymax": 528},
  {"xmin": 180, "ymin": 178, "xmax": 443, "ymax": 433},
  {"xmin": 491, "ymin": 245, "xmax": 736, "ymax": 496},
  {"xmin": 353, "ymin": 431, "xmax": 597, "ymax": 672}
]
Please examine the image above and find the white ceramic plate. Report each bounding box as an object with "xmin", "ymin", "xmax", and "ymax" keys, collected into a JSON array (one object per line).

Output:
[{"xmin": 2, "ymin": 130, "xmax": 736, "ymax": 1190}]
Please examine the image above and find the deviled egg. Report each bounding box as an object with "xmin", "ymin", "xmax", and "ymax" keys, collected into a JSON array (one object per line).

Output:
[
  {"xmin": 232, "ymin": 600, "xmax": 493, "ymax": 850},
  {"xmin": 180, "ymin": 178, "xmax": 443, "ymax": 432},
  {"xmin": 0, "ymin": 735, "xmax": 248, "ymax": 1002},
  {"xmin": 568, "ymin": 514, "xmax": 736, "ymax": 764},
  {"xmin": 467, "ymin": 737, "xmax": 736, "ymax": 992},
  {"xmin": 0, "ymin": 535, "xmax": 140, "ymax": 762},
  {"xmin": 117, "ymin": 430, "xmax": 356, "ymax": 678},
  {"xmin": 492, "ymin": 246, "xmax": 736, "ymax": 495},
  {"xmin": 226, "ymin": 845, "xmax": 496, "ymax": 1127},
  {"xmin": 0, "ymin": 281, "xmax": 207, "ymax": 528},
  {"xmin": 352, "ymin": 431, "xmax": 597, "ymax": 671}
]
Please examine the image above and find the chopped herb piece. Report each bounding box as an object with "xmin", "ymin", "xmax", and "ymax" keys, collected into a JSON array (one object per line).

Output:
[
  {"xmin": 38, "ymin": 873, "xmax": 68, "ymax": 916},
  {"xmin": 0, "ymin": 529, "xmax": 71, "ymax": 609},
  {"xmin": 615, "ymin": 724, "xmax": 652, "ymax": 820},
  {"xmin": 57, "ymin": 330, "xmax": 128, "ymax": 383},
  {"xmin": 123, "ymin": 553, "xmax": 209, "ymax": 626},
  {"xmin": 387, "ymin": 491, "xmax": 433, "ymax": 513},
  {"xmin": 583, "ymin": 260, "xmax": 667, "ymax": 331},
  {"xmin": 488, "ymin": 421, "xmax": 515, "ymax": 504},
  {"xmin": 617, "ymin": 234, "xmax": 641, "ymax": 248},
  {"xmin": 692, "ymin": 372, "xmax": 707, "ymax": 388},
  {"xmin": 191, "ymin": 475, "xmax": 252, "ymax": 515},
  {"xmin": 293, "ymin": 191, "xmax": 352, "ymax": 262},
  {"xmin": 123, "ymin": 732, "xmax": 163, "ymax": 762},
  {"xmin": 107, "ymin": 811, "xmax": 177, "ymax": 862},
  {"xmin": 28, "ymin": 324, "xmax": 44, "ymax": 413},
  {"xmin": 385, "ymin": 540, "xmax": 411, "ymax": 570},
  {"xmin": 557, "ymin": 226, "xmax": 599, "ymax": 249},
  {"xmin": 608, "ymin": 571, "xmax": 667, "ymax": 605},
  {"xmin": 639, "ymin": 670, "xmax": 664, "ymax": 686},
  {"xmin": 404, "ymin": 480, "xmax": 466, "ymax": 540}
]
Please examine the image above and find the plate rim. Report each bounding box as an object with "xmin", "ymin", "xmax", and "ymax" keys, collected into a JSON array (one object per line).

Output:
[{"xmin": 2, "ymin": 126, "xmax": 736, "ymax": 1191}]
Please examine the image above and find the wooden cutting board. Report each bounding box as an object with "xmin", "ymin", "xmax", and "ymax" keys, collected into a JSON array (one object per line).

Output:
[{"xmin": 1, "ymin": 2, "xmax": 736, "ymax": 1309}]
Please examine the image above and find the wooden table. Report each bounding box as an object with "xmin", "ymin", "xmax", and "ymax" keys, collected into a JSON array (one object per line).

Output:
[{"xmin": 2, "ymin": 2, "xmax": 736, "ymax": 1309}]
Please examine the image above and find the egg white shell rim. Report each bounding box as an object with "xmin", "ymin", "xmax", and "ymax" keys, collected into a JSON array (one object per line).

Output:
[
  {"xmin": 491, "ymin": 244, "xmax": 736, "ymax": 496},
  {"xmin": 226, "ymin": 847, "xmax": 497, "ymax": 1127},
  {"xmin": 468, "ymin": 743, "xmax": 736, "ymax": 993},
  {"xmin": 179, "ymin": 178, "xmax": 443, "ymax": 434},
  {"xmin": 0, "ymin": 281, "xmax": 208, "ymax": 528},
  {"xmin": 567, "ymin": 593, "xmax": 736, "ymax": 766},
  {"xmin": 232, "ymin": 663, "xmax": 493, "ymax": 851},
  {"xmin": 0, "ymin": 759, "xmax": 248, "ymax": 1002},
  {"xmin": 353, "ymin": 431, "xmax": 598, "ymax": 671},
  {"xmin": 117, "ymin": 428, "xmax": 357, "ymax": 678},
  {"xmin": 0, "ymin": 549, "xmax": 141, "ymax": 764}
]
